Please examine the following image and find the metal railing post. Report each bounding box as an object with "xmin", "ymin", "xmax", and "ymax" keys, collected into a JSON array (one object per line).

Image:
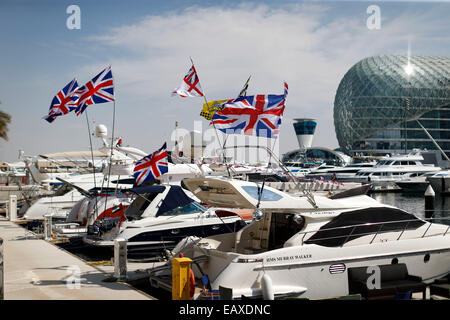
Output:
[
  {"xmin": 444, "ymin": 225, "xmax": 450, "ymax": 237},
  {"xmin": 397, "ymin": 221, "xmax": 410, "ymax": 241},
  {"xmin": 341, "ymin": 226, "xmax": 356, "ymax": 247},
  {"xmin": 370, "ymin": 224, "xmax": 384, "ymax": 244},
  {"xmin": 421, "ymin": 222, "xmax": 433, "ymax": 238}
]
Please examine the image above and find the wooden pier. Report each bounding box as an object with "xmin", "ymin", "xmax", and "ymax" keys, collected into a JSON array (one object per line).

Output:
[{"xmin": 0, "ymin": 217, "xmax": 154, "ymax": 300}]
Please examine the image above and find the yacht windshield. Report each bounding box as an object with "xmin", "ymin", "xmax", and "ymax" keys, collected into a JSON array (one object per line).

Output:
[
  {"xmin": 157, "ymin": 202, "xmax": 207, "ymax": 217},
  {"xmin": 124, "ymin": 192, "xmax": 160, "ymax": 220},
  {"xmin": 242, "ymin": 186, "xmax": 283, "ymax": 201},
  {"xmin": 53, "ymin": 183, "xmax": 74, "ymax": 196}
]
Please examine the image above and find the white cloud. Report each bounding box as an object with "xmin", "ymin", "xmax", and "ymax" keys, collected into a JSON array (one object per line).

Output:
[
  {"xmin": 2, "ymin": 2, "xmax": 449, "ymax": 162},
  {"xmin": 82, "ymin": 3, "xmax": 447, "ymax": 158}
]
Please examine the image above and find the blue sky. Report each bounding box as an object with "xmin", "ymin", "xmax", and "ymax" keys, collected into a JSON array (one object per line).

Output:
[{"xmin": 0, "ymin": 0, "xmax": 449, "ymax": 162}]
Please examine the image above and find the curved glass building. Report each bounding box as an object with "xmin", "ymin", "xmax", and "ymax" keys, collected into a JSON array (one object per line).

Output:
[
  {"xmin": 282, "ymin": 147, "xmax": 350, "ymax": 166},
  {"xmin": 334, "ymin": 55, "xmax": 450, "ymax": 160}
]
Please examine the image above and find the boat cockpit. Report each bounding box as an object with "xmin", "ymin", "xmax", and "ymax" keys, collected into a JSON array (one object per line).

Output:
[{"xmin": 198, "ymin": 206, "xmax": 432, "ymax": 255}]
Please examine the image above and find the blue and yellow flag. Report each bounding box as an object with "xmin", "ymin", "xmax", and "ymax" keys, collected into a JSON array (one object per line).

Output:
[
  {"xmin": 200, "ymin": 99, "xmax": 228, "ymax": 120},
  {"xmin": 200, "ymin": 76, "xmax": 251, "ymax": 120}
]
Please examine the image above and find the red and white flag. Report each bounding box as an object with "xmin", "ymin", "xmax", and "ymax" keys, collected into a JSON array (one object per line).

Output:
[{"xmin": 172, "ymin": 64, "xmax": 204, "ymax": 98}]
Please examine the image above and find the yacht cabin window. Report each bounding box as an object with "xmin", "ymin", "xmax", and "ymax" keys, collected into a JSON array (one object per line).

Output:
[
  {"xmin": 304, "ymin": 207, "xmax": 425, "ymax": 247},
  {"xmin": 377, "ymin": 160, "xmax": 394, "ymax": 166}
]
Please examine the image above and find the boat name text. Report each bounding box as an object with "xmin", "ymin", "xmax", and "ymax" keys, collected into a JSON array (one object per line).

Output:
[{"xmin": 265, "ymin": 254, "xmax": 312, "ymax": 263}]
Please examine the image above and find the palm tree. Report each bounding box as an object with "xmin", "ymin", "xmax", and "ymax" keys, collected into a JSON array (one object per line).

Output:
[{"xmin": 0, "ymin": 107, "xmax": 11, "ymax": 141}]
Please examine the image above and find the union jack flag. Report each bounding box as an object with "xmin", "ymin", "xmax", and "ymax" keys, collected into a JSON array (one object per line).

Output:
[
  {"xmin": 71, "ymin": 66, "xmax": 115, "ymax": 116},
  {"xmin": 43, "ymin": 78, "xmax": 79, "ymax": 123},
  {"xmin": 211, "ymin": 82, "xmax": 288, "ymax": 138},
  {"xmin": 133, "ymin": 142, "xmax": 168, "ymax": 186},
  {"xmin": 172, "ymin": 64, "xmax": 204, "ymax": 98}
]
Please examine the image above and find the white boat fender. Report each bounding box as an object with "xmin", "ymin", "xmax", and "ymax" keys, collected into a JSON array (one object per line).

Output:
[{"xmin": 261, "ymin": 274, "xmax": 274, "ymax": 300}]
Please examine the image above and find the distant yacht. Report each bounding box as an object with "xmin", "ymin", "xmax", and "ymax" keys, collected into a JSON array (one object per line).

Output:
[
  {"xmin": 395, "ymin": 172, "xmax": 435, "ymax": 193},
  {"xmin": 427, "ymin": 170, "xmax": 450, "ymax": 195},
  {"xmin": 304, "ymin": 162, "xmax": 376, "ymax": 181},
  {"xmin": 352, "ymin": 151, "xmax": 441, "ymax": 183}
]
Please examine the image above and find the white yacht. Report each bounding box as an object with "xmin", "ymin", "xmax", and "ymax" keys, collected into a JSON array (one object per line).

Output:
[
  {"xmin": 22, "ymin": 125, "xmax": 146, "ymax": 221},
  {"xmin": 148, "ymin": 177, "xmax": 450, "ymax": 300},
  {"xmin": 426, "ymin": 170, "xmax": 450, "ymax": 195},
  {"xmin": 22, "ymin": 173, "xmax": 134, "ymax": 221},
  {"xmin": 395, "ymin": 172, "xmax": 435, "ymax": 193},
  {"xmin": 314, "ymin": 162, "xmax": 378, "ymax": 182},
  {"xmin": 304, "ymin": 163, "xmax": 343, "ymax": 179},
  {"xmin": 83, "ymin": 184, "xmax": 253, "ymax": 255},
  {"xmin": 353, "ymin": 151, "xmax": 441, "ymax": 183},
  {"xmin": 53, "ymin": 191, "xmax": 137, "ymax": 238}
]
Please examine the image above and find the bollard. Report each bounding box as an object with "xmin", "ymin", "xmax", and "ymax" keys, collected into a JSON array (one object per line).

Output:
[
  {"xmin": 0, "ymin": 238, "xmax": 3, "ymax": 300},
  {"xmin": 5, "ymin": 202, "xmax": 9, "ymax": 220},
  {"xmin": 114, "ymin": 238, "xmax": 127, "ymax": 280},
  {"xmin": 8, "ymin": 195, "xmax": 17, "ymax": 222},
  {"xmin": 44, "ymin": 214, "xmax": 52, "ymax": 240},
  {"xmin": 171, "ymin": 256, "xmax": 193, "ymax": 300},
  {"xmin": 425, "ymin": 185, "xmax": 435, "ymax": 219}
]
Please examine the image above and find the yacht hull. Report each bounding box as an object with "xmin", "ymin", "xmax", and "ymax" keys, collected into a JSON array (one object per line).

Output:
[
  {"xmin": 428, "ymin": 176, "xmax": 450, "ymax": 194},
  {"xmin": 84, "ymin": 220, "xmax": 247, "ymax": 255},
  {"xmin": 396, "ymin": 181, "xmax": 430, "ymax": 193},
  {"xmin": 191, "ymin": 237, "xmax": 450, "ymax": 300}
]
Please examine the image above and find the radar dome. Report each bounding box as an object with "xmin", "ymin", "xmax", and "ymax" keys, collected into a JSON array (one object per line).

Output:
[{"xmin": 95, "ymin": 124, "xmax": 107, "ymax": 138}]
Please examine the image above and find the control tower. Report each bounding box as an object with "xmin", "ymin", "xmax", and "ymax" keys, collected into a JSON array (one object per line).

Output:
[{"xmin": 293, "ymin": 118, "xmax": 317, "ymax": 149}]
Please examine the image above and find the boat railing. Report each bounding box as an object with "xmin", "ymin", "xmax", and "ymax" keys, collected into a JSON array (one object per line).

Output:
[{"xmin": 299, "ymin": 217, "xmax": 450, "ymax": 247}]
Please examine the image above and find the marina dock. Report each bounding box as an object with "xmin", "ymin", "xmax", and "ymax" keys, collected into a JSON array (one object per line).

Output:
[{"xmin": 0, "ymin": 217, "xmax": 153, "ymax": 300}]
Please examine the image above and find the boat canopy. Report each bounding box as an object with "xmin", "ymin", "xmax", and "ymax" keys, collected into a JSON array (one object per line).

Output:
[
  {"xmin": 181, "ymin": 177, "xmax": 377, "ymax": 211},
  {"xmin": 155, "ymin": 186, "xmax": 195, "ymax": 217},
  {"xmin": 128, "ymin": 185, "xmax": 166, "ymax": 194},
  {"xmin": 39, "ymin": 150, "xmax": 108, "ymax": 159}
]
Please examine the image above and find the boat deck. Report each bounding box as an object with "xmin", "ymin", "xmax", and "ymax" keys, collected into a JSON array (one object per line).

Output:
[{"xmin": 0, "ymin": 217, "xmax": 154, "ymax": 300}]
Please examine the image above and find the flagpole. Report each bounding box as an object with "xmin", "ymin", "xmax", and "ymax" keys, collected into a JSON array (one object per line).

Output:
[
  {"xmin": 85, "ymin": 111, "xmax": 97, "ymax": 188},
  {"xmin": 106, "ymin": 99, "xmax": 116, "ymax": 190},
  {"xmin": 220, "ymin": 75, "xmax": 251, "ymax": 163},
  {"xmin": 104, "ymin": 69, "xmax": 117, "ymax": 214},
  {"xmin": 189, "ymin": 57, "xmax": 227, "ymax": 167},
  {"xmin": 84, "ymin": 110, "xmax": 98, "ymax": 214},
  {"xmin": 257, "ymin": 81, "xmax": 287, "ymax": 206}
]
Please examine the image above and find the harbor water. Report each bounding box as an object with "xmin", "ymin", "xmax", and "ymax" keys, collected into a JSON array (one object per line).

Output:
[{"xmin": 371, "ymin": 191, "xmax": 450, "ymax": 225}]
